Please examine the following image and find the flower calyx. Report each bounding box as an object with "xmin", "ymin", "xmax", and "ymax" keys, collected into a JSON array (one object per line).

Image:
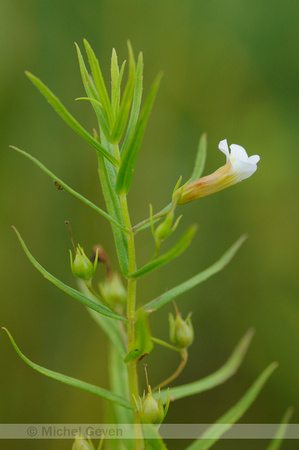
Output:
[
  {"xmin": 169, "ymin": 304, "xmax": 194, "ymax": 349},
  {"xmin": 135, "ymin": 365, "xmax": 170, "ymax": 425}
]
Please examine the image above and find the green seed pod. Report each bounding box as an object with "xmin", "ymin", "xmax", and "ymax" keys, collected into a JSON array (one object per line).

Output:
[
  {"xmin": 70, "ymin": 245, "xmax": 98, "ymax": 282},
  {"xmin": 99, "ymin": 273, "xmax": 127, "ymax": 307},
  {"xmin": 169, "ymin": 312, "xmax": 194, "ymax": 349}
]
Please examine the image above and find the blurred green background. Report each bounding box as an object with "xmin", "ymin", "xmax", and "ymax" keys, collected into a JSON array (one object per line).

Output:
[{"xmin": 1, "ymin": 0, "xmax": 298, "ymax": 449}]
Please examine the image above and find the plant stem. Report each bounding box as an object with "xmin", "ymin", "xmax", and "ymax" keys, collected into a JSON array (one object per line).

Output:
[
  {"xmin": 119, "ymin": 193, "xmax": 143, "ymax": 447},
  {"xmin": 152, "ymin": 349, "xmax": 188, "ymax": 392}
]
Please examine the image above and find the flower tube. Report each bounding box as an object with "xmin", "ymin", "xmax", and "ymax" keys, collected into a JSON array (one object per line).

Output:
[{"xmin": 178, "ymin": 139, "xmax": 260, "ymax": 204}]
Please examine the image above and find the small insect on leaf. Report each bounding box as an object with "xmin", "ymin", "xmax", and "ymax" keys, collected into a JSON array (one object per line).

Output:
[{"xmin": 53, "ymin": 180, "xmax": 64, "ymax": 191}]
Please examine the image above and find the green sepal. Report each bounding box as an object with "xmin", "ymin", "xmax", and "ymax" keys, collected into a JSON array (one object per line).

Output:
[
  {"xmin": 190, "ymin": 133, "xmax": 207, "ymax": 182},
  {"xmin": 129, "ymin": 225, "xmax": 197, "ymax": 279},
  {"xmin": 157, "ymin": 328, "xmax": 254, "ymax": 403},
  {"xmin": 185, "ymin": 362, "xmax": 278, "ymax": 449},
  {"xmin": 116, "ymin": 72, "xmax": 163, "ymax": 195},
  {"xmin": 2, "ymin": 328, "xmax": 133, "ymax": 410},
  {"xmin": 9, "ymin": 146, "xmax": 127, "ymax": 232},
  {"xmin": 110, "ymin": 42, "xmax": 136, "ymax": 143},
  {"xmin": 13, "ymin": 227, "xmax": 127, "ymax": 323},
  {"xmin": 142, "ymin": 235, "xmax": 246, "ymax": 312},
  {"xmin": 124, "ymin": 310, "xmax": 153, "ymax": 363},
  {"xmin": 83, "ymin": 39, "xmax": 114, "ymax": 129},
  {"xmin": 25, "ymin": 71, "xmax": 118, "ymax": 167},
  {"xmin": 266, "ymin": 407, "xmax": 294, "ymax": 450}
]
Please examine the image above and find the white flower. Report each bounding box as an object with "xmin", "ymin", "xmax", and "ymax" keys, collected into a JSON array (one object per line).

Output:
[
  {"xmin": 178, "ymin": 139, "xmax": 260, "ymax": 204},
  {"xmin": 218, "ymin": 139, "xmax": 260, "ymax": 182}
]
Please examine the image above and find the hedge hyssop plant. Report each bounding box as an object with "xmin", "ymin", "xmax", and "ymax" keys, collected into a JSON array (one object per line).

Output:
[{"xmin": 4, "ymin": 41, "xmax": 292, "ymax": 449}]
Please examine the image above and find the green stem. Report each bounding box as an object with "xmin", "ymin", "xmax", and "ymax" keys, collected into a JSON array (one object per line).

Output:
[
  {"xmin": 119, "ymin": 194, "xmax": 143, "ymax": 447},
  {"xmin": 152, "ymin": 349, "xmax": 188, "ymax": 392}
]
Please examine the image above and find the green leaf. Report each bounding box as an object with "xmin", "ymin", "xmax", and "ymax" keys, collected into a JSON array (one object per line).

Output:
[
  {"xmin": 109, "ymin": 347, "xmax": 134, "ymax": 450},
  {"xmin": 266, "ymin": 407, "xmax": 294, "ymax": 450},
  {"xmin": 25, "ymin": 71, "xmax": 118, "ymax": 167},
  {"xmin": 10, "ymin": 146, "xmax": 128, "ymax": 233},
  {"xmin": 185, "ymin": 362, "xmax": 278, "ymax": 449},
  {"xmin": 142, "ymin": 235, "xmax": 246, "ymax": 312},
  {"xmin": 190, "ymin": 133, "xmax": 207, "ymax": 182},
  {"xmin": 83, "ymin": 39, "xmax": 114, "ymax": 128},
  {"xmin": 111, "ymin": 48, "xmax": 120, "ymax": 108},
  {"xmin": 121, "ymin": 51, "xmax": 143, "ymax": 151},
  {"xmin": 124, "ymin": 310, "xmax": 153, "ymax": 363},
  {"xmin": 156, "ymin": 329, "xmax": 254, "ymax": 403},
  {"xmin": 75, "ymin": 43, "xmax": 112, "ymax": 142},
  {"xmin": 2, "ymin": 328, "xmax": 133, "ymax": 410},
  {"xmin": 143, "ymin": 424, "xmax": 167, "ymax": 449},
  {"xmin": 13, "ymin": 227, "xmax": 127, "ymax": 323},
  {"xmin": 116, "ymin": 72, "xmax": 163, "ymax": 195},
  {"xmin": 79, "ymin": 281, "xmax": 127, "ymax": 358},
  {"xmin": 97, "ymin": 150, "xmax": 129, "ymax": 276},
  {"xmin": 110, "ymin": 42, "xmax": 136, "ymax": 143},
  {"xmin": 112, "ymin": 60, "xmax": 126, "ymax": 119},
  {"xmin": 129, "ymin": 225, "xmax": 197, "ymax": 279}
]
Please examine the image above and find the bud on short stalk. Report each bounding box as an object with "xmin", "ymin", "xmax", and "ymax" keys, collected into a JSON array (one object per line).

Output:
[
  {"xmin": 135, "ymin": 365, "xmax": 170, "ymax": 425},
  {"xmin": 169, "ymin": 311, "xmax": 194, "ymax": 349},
  {"xmin": 70, "ymin": 244, "xmax": 98, "ymax": 282}
]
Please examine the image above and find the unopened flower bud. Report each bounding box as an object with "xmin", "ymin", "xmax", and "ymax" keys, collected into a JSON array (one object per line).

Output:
[
  {"xmin": 70, "ymin": 245, "xmax": 98, "ymax": 282},
  {"xmin": 99, "ymin": 273, "xmax": 127, "ymax": 307},
  {"xmin": 136, "ymin": 365, "xmax": 170, "ymax": 426},
  {"xmin": 169, "ymin": 312, "xmax": 194, "ymax": 349},
  {"xmin": 140, "ymin": 389, "xmax": 165, "ymax": 425}
]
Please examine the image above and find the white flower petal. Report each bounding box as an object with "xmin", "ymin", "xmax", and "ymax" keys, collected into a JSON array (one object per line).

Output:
[
  {"xmin": 218, "ymin": 139, "xmax": 229, "ymax": 159},
  {"xmin": 248, "ymin": 155, "xmax": 260, "ymax": 164},
  {"xmin": 232, "ymin": 158, "xmax": 258, "ymax": 180},
  {"xmin": 230, "ymin": 144, "xmax": 249, "ymax": 161}
]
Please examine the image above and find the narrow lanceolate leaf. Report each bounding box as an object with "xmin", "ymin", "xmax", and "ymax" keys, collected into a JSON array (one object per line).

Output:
[
  {"xmin": 112, "ymin": 60, "xmax": 126, "ymax": 119},
  {"xmin": 185, "ymin": 363, "xmax": 278, "ymax": 450},
  {"xmin": 75, "ymin": 43, "xmax": 112, "ymax": 140},
  {"xmin": 2, "ymin": 328, "xmax": 133, "ymax": 410},
  {"xmin": 25, "ymin": 71, "xmax": 118, "ymax": 167},
  {"xmin": 157, "ymin": 329, "xmax": 254, "ymax": 403},
  {"xmin": 110, "ymin": 347, "xmax": 134, "ymax": 444},
  {"xmin": 13, "ymin": 227, "xmax": 127, "ymax": 323},
  {"xmin": 110, "ymin": 42, "xmax": 136, "ymax": 143},
  {"xmin": 120, "ymin": 51, "xmax": 143, "ymax": 151},
  {"xmin": 111, "ymin": 48, "xmax": 120, "ymax": 108},
  {"xmin": 83, "ymin": 39, "xmax": 114, "ymax": 128},
  {"xmin": 10, "ymin": 146, "xmax": 127, "ymax": 233},
  {"xmin": 129, "ymin": 226, "xmax": 197, "ymax": 279},
  {"xmin": 97, "ymin": 149, "xmax": 129, "ymax": 276},
  {"xmin": 142, "ymin": 235, "xmax": 246, "ymax": 312},
  {"xmin": 190, "ymin": 133, "xmax": 207, "ymax": 182},
  {"xmin": 116, "ymin": 72, "xmax": 163, "ymax": 195},
  {"xmin": 80, "ymin": 281, "xmax": 127, "ymax": 358},
  {"xmin": 266, "ymin": 407, "xmax": 294, "ymax": 450}
]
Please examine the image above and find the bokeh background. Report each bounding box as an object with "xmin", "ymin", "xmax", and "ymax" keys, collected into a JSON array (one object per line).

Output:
[{"xmin": 1, "ymin": 1, "xmax": 298, "ymax": 449}]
